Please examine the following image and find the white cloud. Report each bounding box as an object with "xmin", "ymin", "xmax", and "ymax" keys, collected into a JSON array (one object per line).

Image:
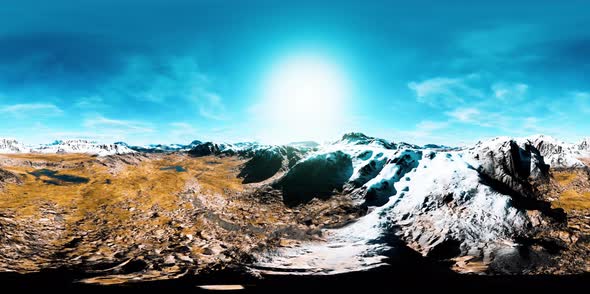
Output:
[
  {"xmin": 409, "ymin": 74, "xmax": 531, "ymax": 110},
  {"xmin": 408, "ymin": 75, "xmax": 484, "ymax": 107},
  {"xmin": 84, "ymin": 115, "xmax": 154, "ymax": 133},
  {"xmin": 101, "ymin": 55, "xmax": 228, "ymax": 120},
  {"xmin": 402, "ymin": 120, "xmax": 451, "ymax": 141},
  {"xmin": 168, "ymin": 122, "xmax": 199, "ymax": 143},
  {"xmin": 75, "ymin": 96, "xmax": 104, "ymax": 108},
  {"xmin": 199, "ymin": 93, "xmax": 227, "ymax": 120},
  {"xmin": 108, "ymin": 56, "xmax": 209, "ymax": 103},
  {"xmin": 446, "ymin": 107, "xmax": 481, "ymax": 122},
  {"xmin": 0, "ymin": 103, "xmax": 63, "ymax": 117},
  {"xmin": 491, "ymin": 82, "xmax": 528, "ymax": 100}
]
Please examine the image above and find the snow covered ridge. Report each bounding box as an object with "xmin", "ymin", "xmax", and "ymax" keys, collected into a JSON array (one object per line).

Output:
[
  {"xmin": 258, "ymin": 133, "xmax": 589, "ymax": 274},
  {"xmin": 119, "ymin": 140, "xmax": 202, "ymax": 153},
  {"xmin": 187, "ymin": 140, "xmax": 318, "ymax": 158},
  {"xmin": 471, "ymin": 134, "xmax": 590, "ymax": 168},
  {"xmin": 35, "ymin": 139, "xmax": 135, "ymax": 156},
  {"xmin": 0, "ymin": 138, "xmax": 30, "ymax": 154},
  {"xmin": 0, "ymin": 139, "xmax": 135, "ymax": 156}
]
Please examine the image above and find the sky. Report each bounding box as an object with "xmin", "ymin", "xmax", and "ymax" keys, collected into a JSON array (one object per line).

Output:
[{"xmin": 1, "ymin": 0, "xmax": 589, "ymax": 146}]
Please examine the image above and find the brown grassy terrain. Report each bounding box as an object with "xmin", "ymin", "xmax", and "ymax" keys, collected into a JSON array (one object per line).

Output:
[
  {"xmin": 1, "ymin": 153, "xmax": 94, "ymax": 162},
  {"xmin": 532, "ymin": 166, "xmax": 590, "ymax": 274},
  {"xmin": 0, "ymin": 153, "xmax": 361, "ymax": 283},
  {"xmin": 0, "ymin": 153, "xmax": 251, "ymax": 276},
  {"xmin": 554, "ymin": 190, "xmax": 590, "ymax": 211},
  {"xmin": 549, "ymin": 169, "xmax": 590, "ymax": 212},
  {"xmin": 0, "ymin": 154, "xmax": 244, "ymax": 218}
]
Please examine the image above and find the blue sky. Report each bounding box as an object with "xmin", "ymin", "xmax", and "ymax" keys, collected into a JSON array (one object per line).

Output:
[{"xmin": 1, "ymin": 0, "xmax": 589, "ymax": 145}]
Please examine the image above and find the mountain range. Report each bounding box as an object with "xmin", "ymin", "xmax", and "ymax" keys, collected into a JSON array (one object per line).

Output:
[
  {"xmin": 2, "ymin": 132, "xmax": 590, "ymax": 279},
  {"xmin": 3, "ymin": 133, "xmax": 589, "ymax": 163}
]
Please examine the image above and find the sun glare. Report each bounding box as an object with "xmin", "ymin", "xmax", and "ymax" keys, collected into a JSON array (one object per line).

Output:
[{"xmin": 260, "ymin": 54, "xmax": 350, "ymax": 143}]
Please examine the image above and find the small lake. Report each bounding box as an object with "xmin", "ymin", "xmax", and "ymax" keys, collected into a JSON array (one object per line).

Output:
[
  {"xmin": 28, "ymin": 169, "xmax": 90, "ymax": 184},
  {"xmin": 159, "ymin": 165, "xmax": 187, "ymax": 172}
]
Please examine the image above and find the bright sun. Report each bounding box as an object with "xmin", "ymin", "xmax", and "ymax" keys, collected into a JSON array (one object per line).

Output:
[{"xmin": 260, "ymin": 54, "xmax": 350, "ymax": 143}]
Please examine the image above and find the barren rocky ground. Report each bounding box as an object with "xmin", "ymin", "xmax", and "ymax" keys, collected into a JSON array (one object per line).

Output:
[{"xmin": 0, "ymin": 153, "xmax": 362, "ymax": 285}]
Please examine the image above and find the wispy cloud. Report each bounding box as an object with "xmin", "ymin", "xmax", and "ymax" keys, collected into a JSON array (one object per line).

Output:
[
  {"xmin": 409, "ymin": 74, "xmax": 531, "ymax": 108},
  {"xmin": 75, "ymin": 96, "xmax": 105, "ymax": 108},
  {"xmin": 408, "ymin": 73, "xmax": 538, "ymax": 130},
  {"xmin": 491, "ymin": 82, "xmax": 528, "ymax": 100},
  {"xmin": 199, "ymin": 93, "xmax": 227, "ymax": 121},
  {"xmin": 408, "ymin": 75, "xmax": 484, "ymax": 108},
  {"xmin": 84, "ymin": 115, "xmax": 154, "ymax": 133},
  {"xmin": 168, "ymin": 122, "xmax": 198, "ymax": 142},
  {"xmin": 403, "ymin": 120, "xmax": 450, "ymax": 141},
  {"xmin": 103, "ymin": 56, "xmax": 228, "ymax": 120},
  {"xmin": 0, "ymin": 103, "xmax": 63, "ymax": 117},
  {"xmin": 446, "ymin": 107, "xmax": 481, "ymax": 123}
]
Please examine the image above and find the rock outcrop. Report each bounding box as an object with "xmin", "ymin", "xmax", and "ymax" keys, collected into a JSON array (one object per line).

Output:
[
  {"xmin": 238, "ymin": 146, "xmax": 304, "ymax": 184},
  {"xmin": 0, "ymin": 168, "xmax": 22, "ymax": 190},
  {"xmin": 275, "ymin": 151, "xmax": 353, "ymax": 205}
]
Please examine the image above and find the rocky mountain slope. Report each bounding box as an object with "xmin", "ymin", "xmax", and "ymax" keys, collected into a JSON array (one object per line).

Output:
[
  {"xmin": 254, "ymin": 133, "xmax": 590, "ymax": 275},
  {"xmin": 1, "ymin": 132, "xmax": 590, "ymax": 284}
]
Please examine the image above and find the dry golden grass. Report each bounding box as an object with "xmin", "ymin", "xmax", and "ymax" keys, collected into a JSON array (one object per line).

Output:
[
  {"xmin": 554, "ymin": 171, "xmax": 579, "ymax": 186},
  {"xmin": 553, "ymin": 190, "xmax": 590, "ymax": 212},
  {"xmin": 0, "ymin": 153, "xmax": 94, "ymax": 162},
  {"xmin": 0, "ymin": 154, "xmax": 245, "ymax": 220},
  {"xmin": 550, "ymin": 169, "xmax": 590, "ymax": 212}
]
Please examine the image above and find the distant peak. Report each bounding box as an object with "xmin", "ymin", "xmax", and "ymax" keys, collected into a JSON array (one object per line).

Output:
[
  {"xmin": 50, "ymin": 139, "xmax": 98, "ymax": 145},
  {"xmin": 337, "ymin": 132, "xmax": 397, "ymax": 149},
  {"xmin": 340, "ymin": 132, "xmax": 371, "ymax": 141}
]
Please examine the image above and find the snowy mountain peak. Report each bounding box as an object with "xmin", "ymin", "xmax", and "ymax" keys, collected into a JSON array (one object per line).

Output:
[
  {"xmin": 336, "ymin": 132, "xmax": 397, "ymax": 149},
  {"xmin": 35, "ymin": 140, "xmax": 134, "ymax": 156},
  {"xmin": 0, "ymin": 138, "xmax": 30, "ymax": 154},
  {"xmin": 188, "ymin": 140, "xmax": 202, "ymax": 147},
  {"xmin": 473, "ymin": 135, "xmax": 587, "ymax": 168}
]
